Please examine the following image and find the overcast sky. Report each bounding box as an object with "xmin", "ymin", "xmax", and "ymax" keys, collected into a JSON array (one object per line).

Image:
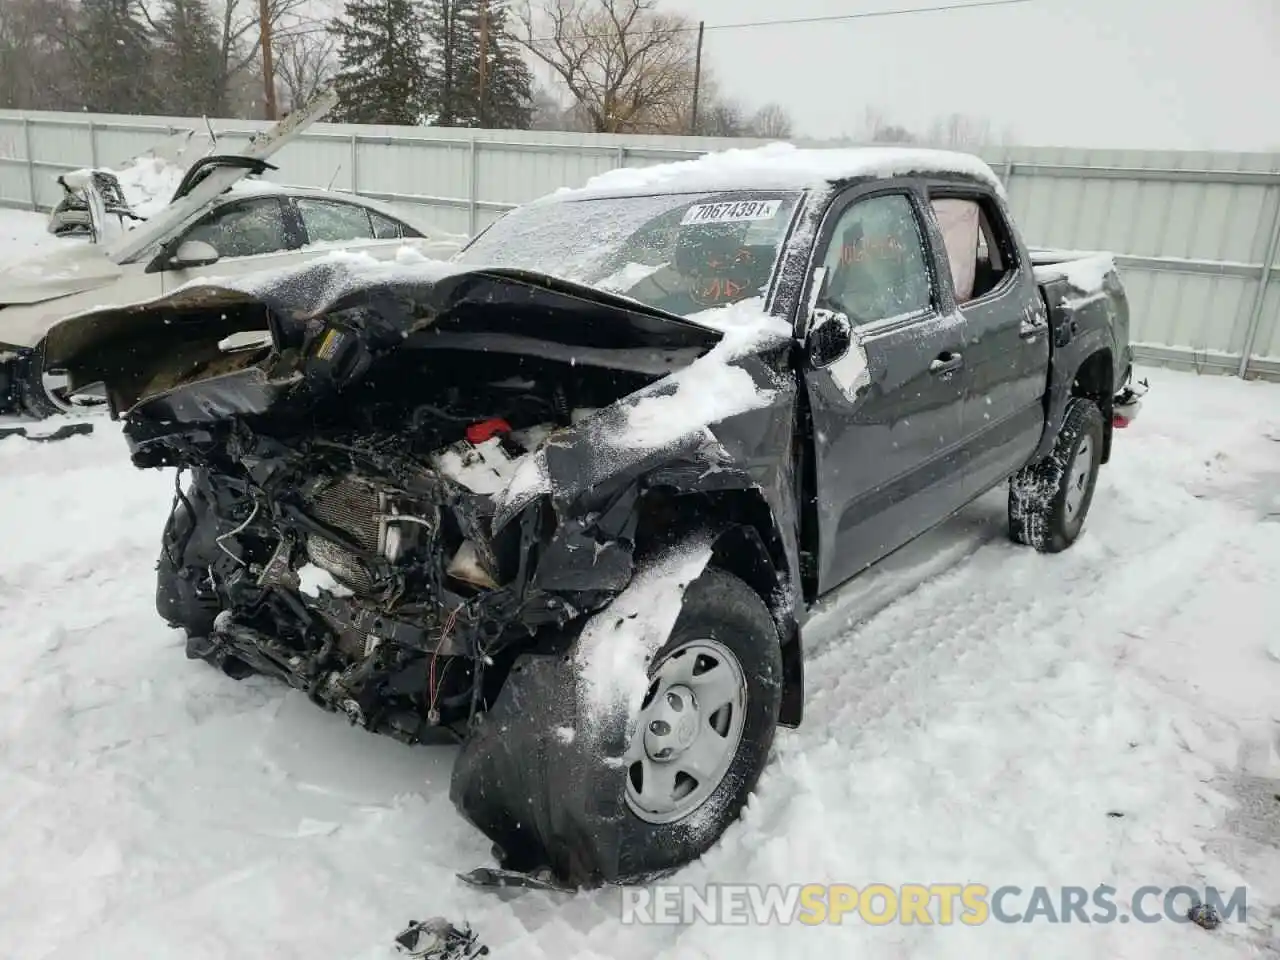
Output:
[
  {"xmin": 656, "ymin": 0, "xmax": 1278, "ymax": 150},
  {"xmin": 310, "ymin": 0, "xmax": 1278, "ymax": 151}
]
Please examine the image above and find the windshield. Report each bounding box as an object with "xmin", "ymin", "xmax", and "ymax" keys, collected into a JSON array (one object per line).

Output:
[{"xmin": 454, "ymin": 191, "xmax": 803, "ymax": 319}]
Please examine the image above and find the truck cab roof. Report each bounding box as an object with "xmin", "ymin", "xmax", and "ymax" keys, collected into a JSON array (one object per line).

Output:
[{"xmin": 535, "ymin": 143, "xmax": 1005, "ymax": 204}]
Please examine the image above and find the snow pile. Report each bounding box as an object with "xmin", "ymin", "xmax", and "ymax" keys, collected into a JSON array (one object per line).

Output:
[
  {"xmin": 2, "ymin": 359, "xmax": 1279, "ymax": 957},
  {"xmin": 491, "ymin": 447, "xmax": 551, "ymax": 520},
  {"xmin": 109, "ymin": 156, "xmax": 187, "ymax": 218},
  {"xmin": 684, "ymin": 296, "xmax": 793, "ymax": 352},
  {"xmin": 548, "ymin": 142, "xmax": 1005, "ymax": 201},
  {"xmin": 573, "ymin": 539, "xmax": 714, "ymax": 723},
  {"xmin": 620, "ymin": 354, "xmax": 768, "ymax": 450},
  {"xmin": 613, "ymin": 298, "xmax": 788, "ymax": 451},
  {"xmin": 297, "ymin": 563, "xmax": 353, "ymax": 598}
]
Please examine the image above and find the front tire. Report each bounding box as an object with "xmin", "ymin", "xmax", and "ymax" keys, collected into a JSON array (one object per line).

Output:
[
  {"xmin": 612, "ymin": 568, "xmax": 782, "ymax": 877},
  {"xmin": 14, "ymin": 340, "xmax": 66, "ymax": 419},
  {"xmin": 1008, "ymin": 397, "xmax": 1105, "ymax": 552},
  {"xmin": 450, "ymin": 566, "xmax": 783, "ymax": 886}
]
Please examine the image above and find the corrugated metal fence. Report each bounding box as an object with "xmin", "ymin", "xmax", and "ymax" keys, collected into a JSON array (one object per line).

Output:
[{"xmin": 1, "ymin": 110, "xmax": 1278, "ymax": 379}]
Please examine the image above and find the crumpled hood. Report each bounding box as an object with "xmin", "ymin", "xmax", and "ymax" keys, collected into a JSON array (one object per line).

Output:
[
  {"xmin": 50, "ymin": 252, "xmax": 752, "ymax": 420},
  {"xmin": 43, "ymin": 247, "xmax": 726, "ymax": 372},
  {"xmin": 0, "ymin": 241, "xmax": 122, "ymax": 306}
]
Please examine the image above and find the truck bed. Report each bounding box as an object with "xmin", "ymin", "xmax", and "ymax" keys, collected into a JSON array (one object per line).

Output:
[{"xmin": 1028, "ymin": 247, "xmax": 1134, "ymax": 414}]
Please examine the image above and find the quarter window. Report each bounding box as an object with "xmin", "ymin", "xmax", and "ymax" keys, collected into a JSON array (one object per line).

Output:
[
  {"xmin": 819, "ymin": 193, "xmax": 932, "ymax": 325},
  {"xmin": 297, "ymin": 198, "xmax": 377, "ymax": 244},
  {"xmin": 370, "ymin": 211, "xmax": 405, "ymax": 239}
]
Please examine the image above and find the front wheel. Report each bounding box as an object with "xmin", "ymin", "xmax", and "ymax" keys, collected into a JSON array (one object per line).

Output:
[
  {"xmin": 14, "ymin": 340, "xmax": 66, "ymax": 419},
  {"xmin": 450, "ymin": 565, "xmax": 783, "ymax": 886},
  {"xmin": 613, "ymin": 569, "xmax": 782, "ymax": 875},
  {"xmin": 1008, "ymin": 397, "xmax": 1105, "ymax": 552}
]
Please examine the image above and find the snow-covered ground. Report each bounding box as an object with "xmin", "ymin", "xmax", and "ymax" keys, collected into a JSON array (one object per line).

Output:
[{"xmin": 2, "ymin": 208, "xmax": 1278, "ymax": 959}]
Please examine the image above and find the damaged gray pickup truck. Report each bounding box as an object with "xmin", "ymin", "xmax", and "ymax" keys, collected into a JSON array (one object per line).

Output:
[{"xmin": 42, "ymin": 145, "xmax": 1143, "ymax": 889}]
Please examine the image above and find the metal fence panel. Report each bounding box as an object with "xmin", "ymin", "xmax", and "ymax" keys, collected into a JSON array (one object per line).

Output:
[{"xmin": 0, "ymin": 108, "xmax": 1277, "ymax": 378}]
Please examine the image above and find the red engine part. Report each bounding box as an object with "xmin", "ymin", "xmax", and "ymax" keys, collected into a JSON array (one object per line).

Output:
[{"xmin": 466, "ymin": 418, "xmax": 513, "ymax": 444}]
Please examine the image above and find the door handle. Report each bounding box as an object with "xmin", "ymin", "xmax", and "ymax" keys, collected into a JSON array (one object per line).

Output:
[{"xmin": 929, "ymin": 351, "xmax": 963, "ymax": 374}]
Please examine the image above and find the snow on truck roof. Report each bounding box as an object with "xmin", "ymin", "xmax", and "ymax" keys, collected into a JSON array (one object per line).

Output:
[{"xmin": 540, "ymin": 142, "xmax": 1005, "ymax": 202}]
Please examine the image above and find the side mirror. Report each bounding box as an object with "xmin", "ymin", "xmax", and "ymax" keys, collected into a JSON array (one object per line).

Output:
[
  {"xmin": 169, "ymin": 239, "xmax": 220, "ymax": 268},
  {"xmin": 807, "ymin": 308, "xmax": 853, "ymax": 369}
]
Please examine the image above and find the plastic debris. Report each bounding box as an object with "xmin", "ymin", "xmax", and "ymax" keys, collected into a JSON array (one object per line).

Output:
[
  {"xmin": 393, "ymin": 917, "xmax": 489, "ymax": 959},
  {"xmin": 1187, "ymin": 903, "xmax": 1222, "ymax": 930}
]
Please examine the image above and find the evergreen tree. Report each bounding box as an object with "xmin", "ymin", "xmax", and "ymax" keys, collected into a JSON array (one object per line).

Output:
[
  {"xmin": 72, "ymin": 0, "xmax": 158, "ymax": 114},
  {"xmin": 154, "ymin": 0, "xmax": 224, "ymax": 116},
  {"xmin": 329, "ymin": 0, "xmax": 431, "ymax": 125},
  {"xmin": 423, "ymin": 0, "xmax": 531, "ymax": 129}
]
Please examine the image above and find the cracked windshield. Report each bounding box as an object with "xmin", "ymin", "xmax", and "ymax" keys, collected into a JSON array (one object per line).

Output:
[{"xmin": 455, "ymin": 191, "xmax": 803, "ymax": 319}]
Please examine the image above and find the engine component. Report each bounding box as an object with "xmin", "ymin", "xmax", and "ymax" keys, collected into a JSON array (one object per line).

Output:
[
  {"xmin": 299, "ymin": 473, "xmax": 438, "ymax": 594},
  {"xmin": 430, "ymin": 436, "xmax": 525, "ymax": 496},
  {"xmin": 446, "ymin": 540, "xmax": 497, "ymax": 590}
]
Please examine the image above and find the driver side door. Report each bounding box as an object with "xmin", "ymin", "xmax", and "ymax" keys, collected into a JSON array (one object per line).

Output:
[
  {"xmin": 159, "ymin": 196, "xmax": 302, "ymax": 292},
  {"xmin": 802, "ymin": 185, "xmax": 971, "ymax": 594}
]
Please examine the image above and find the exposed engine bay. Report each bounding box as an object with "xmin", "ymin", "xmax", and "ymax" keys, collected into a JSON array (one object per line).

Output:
[
  {"xmin": 161, "ymin": 344, "xmax": 658, "ymax": 743},
  {"xmin": 50, "ymin": 260, "xmax": 803, "ymax": 886}
]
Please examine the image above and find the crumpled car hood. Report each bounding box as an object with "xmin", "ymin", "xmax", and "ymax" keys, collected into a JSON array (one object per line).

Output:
[
  {"xmin": 43, "ymin": 249, "xmax": 726, "ymax": 372},
  {"xmin": 51, "ymin": 253, "xmax": 780, "ymax": 426}
]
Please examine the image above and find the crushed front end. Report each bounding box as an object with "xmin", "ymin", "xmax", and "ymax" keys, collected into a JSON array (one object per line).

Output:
[
  {"xmin": 64, "ymin": 263, "xmax": 731, "ymax": 745},
  {"xmin": 47, "ymin": 257, "xmax": 802, "ymax": 885},
  {"xmin": 160, "ymin": 415, "xmax": 586, "ymax": 743}
]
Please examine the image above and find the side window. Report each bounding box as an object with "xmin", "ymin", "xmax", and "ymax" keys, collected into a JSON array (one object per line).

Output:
[
  {"xmin": 181, "ymin": 199, "xmax": 290, "ymax": 259},
  {"xmin": 297, "ymin": 199, "xmax": 376, "ymax": 244},
  {"xmin": 369, "ymin": 211, "xmax": 405, "ymax": 239},
  {"xmin": 820, "ymin": 193, "xmax": 932, "ymax": 325},
  {"xmin": 929, "ymin": 195, "xmax": 1016, "ymax": 303}
]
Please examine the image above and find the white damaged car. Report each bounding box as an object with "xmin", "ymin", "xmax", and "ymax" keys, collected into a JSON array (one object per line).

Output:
[{"xmin": 0, "ymin": 91, "xmax": 464, "ymax": 419}]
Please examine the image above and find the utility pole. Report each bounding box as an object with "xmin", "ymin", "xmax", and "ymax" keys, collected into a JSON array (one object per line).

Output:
[
  {"xmin": 258, "ymin": 0, "xmax": 278, "ymax": 121},
  {"xmin": 689, "ymin": 20, "xmax": 704, "ymax": 136},
  {"xmin": 477, "ymin": 0, "xmax": 490, "ymax": 128}
]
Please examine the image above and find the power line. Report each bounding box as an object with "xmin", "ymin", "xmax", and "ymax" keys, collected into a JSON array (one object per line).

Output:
[{"xmin": 525, "ymin": 0, "xmax": 1037, "ymax": 44}]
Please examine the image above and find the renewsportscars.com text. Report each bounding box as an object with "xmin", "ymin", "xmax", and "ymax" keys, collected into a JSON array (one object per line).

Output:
[{"xmin": 620, "ymin": 883, "xmax": 1247, "ymax": 926}]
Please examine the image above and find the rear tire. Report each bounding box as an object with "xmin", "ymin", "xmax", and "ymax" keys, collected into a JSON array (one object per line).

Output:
[{"xmin": 1008, "ymin": 397, "xmax": 1104, "ymax": 552}]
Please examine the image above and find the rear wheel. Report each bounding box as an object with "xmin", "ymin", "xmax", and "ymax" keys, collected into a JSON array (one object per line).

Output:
[{"xmin": 1008, "ymin": 397, "xmax": 1105, "ymax": 552}]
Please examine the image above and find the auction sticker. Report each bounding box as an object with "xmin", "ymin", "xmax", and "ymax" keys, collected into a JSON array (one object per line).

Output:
[{"xmin": 681, "ymin": 199, "xmax": 782, "ymax": 225}]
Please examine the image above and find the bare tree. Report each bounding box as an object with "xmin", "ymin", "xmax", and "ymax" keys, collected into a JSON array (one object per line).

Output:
[
  {"xmin": 926, "ymin": 112, "xmax": 991, "ymax": 149},
  {"xmin": 858, "ymin": 106, "xmax": 916, "ymax": 143},
  {"xmin": 209, "ymin": 0, "xmax": 308, "ymax": 115},
  {"xmin": 274, "ymin": 23, "xmax": 336, "ymax": 112},
  {"xmin": 514, "ymin": 0, "xmax": 697, "ymax": 134},
  {"xmin": 128, "ymin": 0, "xmax": 307, "ymax": 114},
  {"xmin": 747, "ymin": 102, "xmax": 793, "ymax": 139},
  {"xmin": 529, "ymin": 80, "xmax": 590, "ymax": 130}
]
